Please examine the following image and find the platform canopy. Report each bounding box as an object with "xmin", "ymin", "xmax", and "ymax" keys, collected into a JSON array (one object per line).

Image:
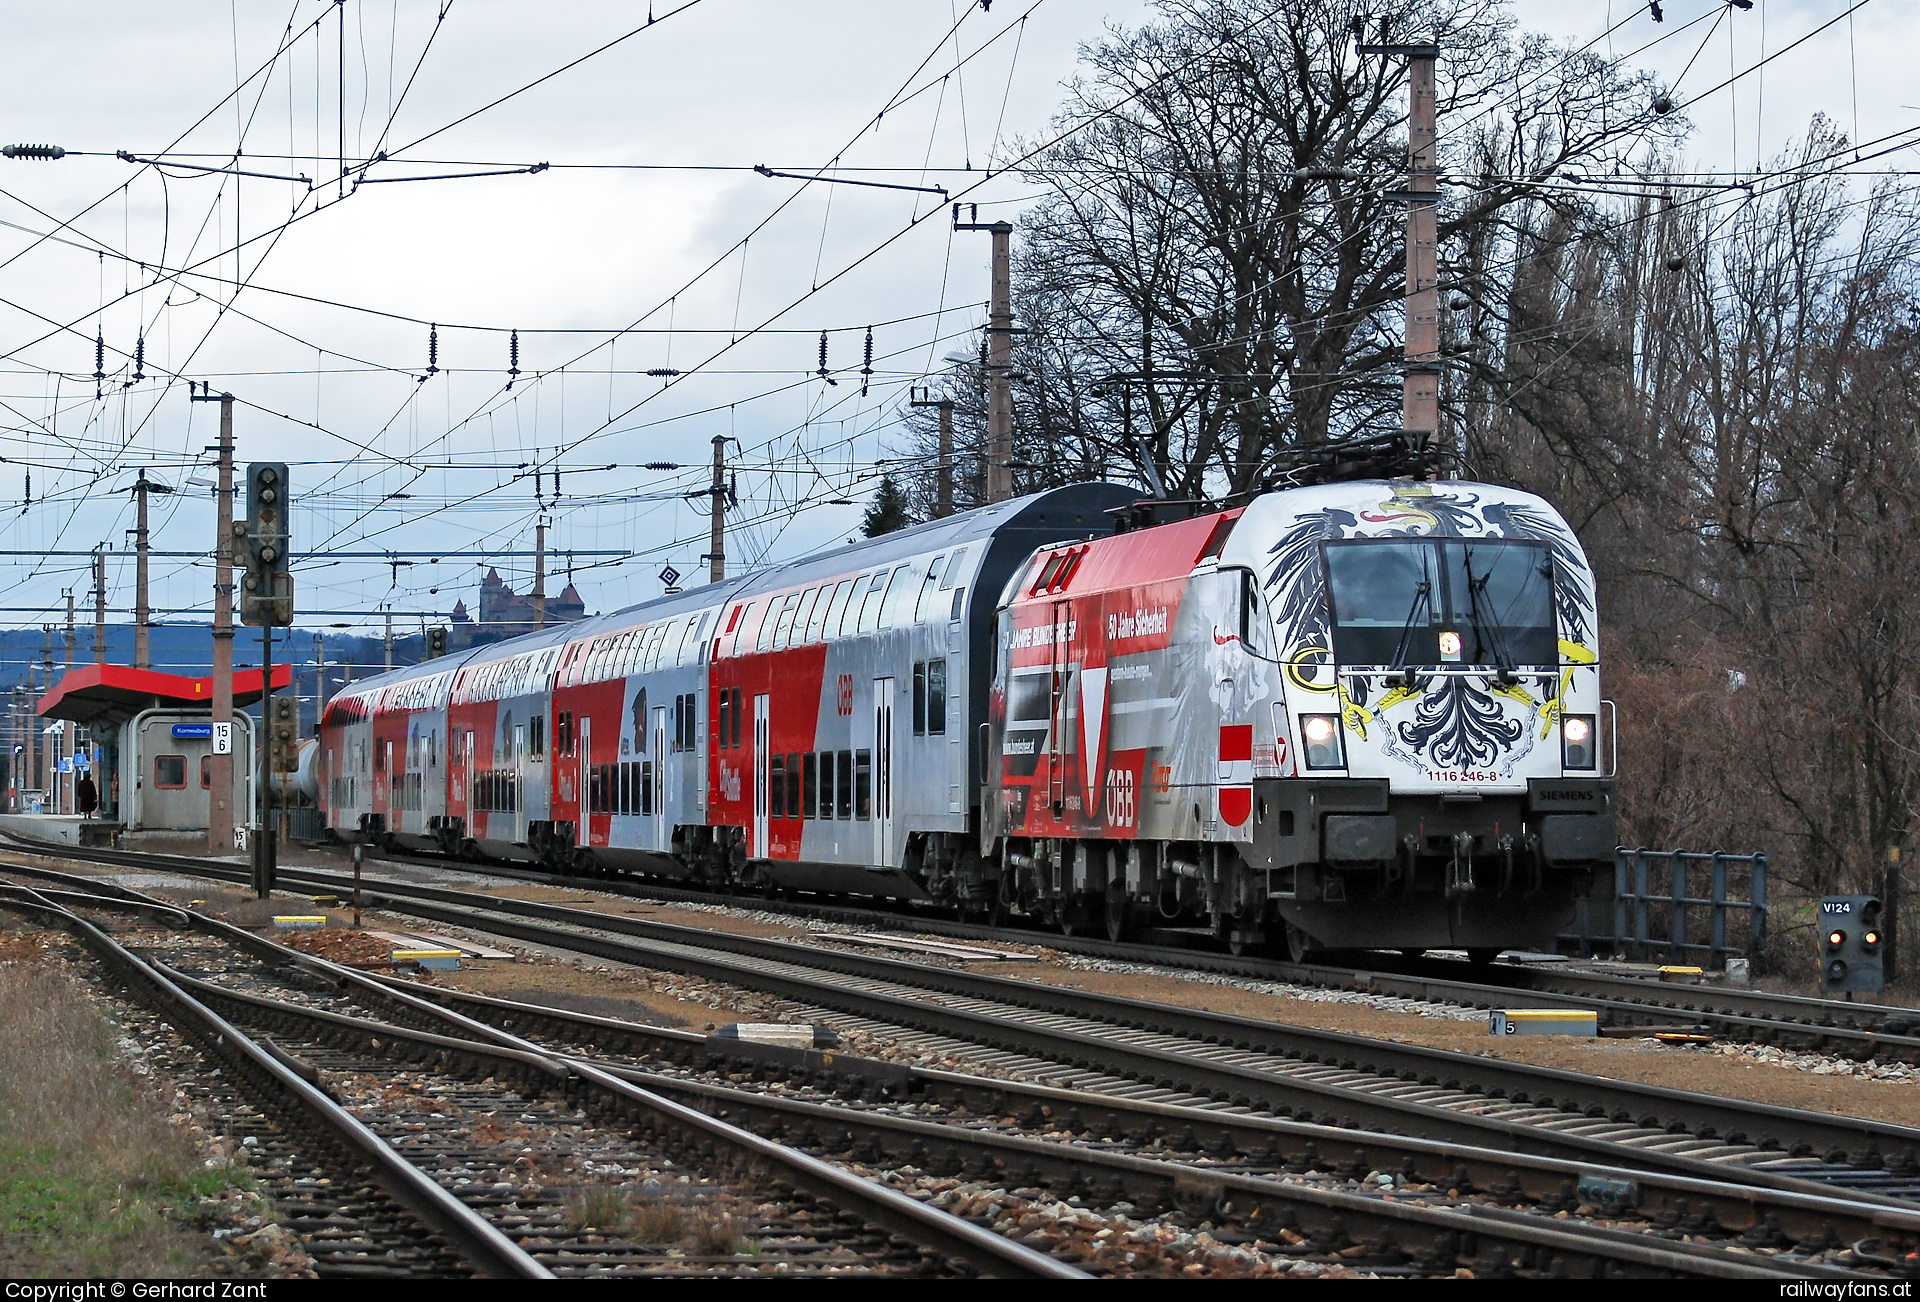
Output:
[{"xmin": 36, "ymin": 663, "xmax": 293, "ymax": 727}]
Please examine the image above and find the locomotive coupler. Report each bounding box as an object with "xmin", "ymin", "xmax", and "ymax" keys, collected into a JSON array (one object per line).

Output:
[{"xmin": 1446, "ymin": 831, "xmax": 1477, "ymax": 900}]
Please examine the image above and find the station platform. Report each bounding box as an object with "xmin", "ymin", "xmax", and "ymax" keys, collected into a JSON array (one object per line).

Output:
[{"xmin": 0, "ymin": 812, "xmax": 123, "ymax": 849}]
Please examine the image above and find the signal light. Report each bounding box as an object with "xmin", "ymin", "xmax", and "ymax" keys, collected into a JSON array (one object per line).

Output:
[{"xmin": 1819, "ymin": 895, "xmax": 1885, "ymax": 994}]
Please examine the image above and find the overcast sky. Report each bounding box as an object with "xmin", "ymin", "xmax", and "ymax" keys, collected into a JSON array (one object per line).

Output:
[{"xmin": 0, "ymin": 0, "xmax": 1910, "ymax": 658}]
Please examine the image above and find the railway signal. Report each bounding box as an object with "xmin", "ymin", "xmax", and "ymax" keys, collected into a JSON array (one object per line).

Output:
[
  {"xmin": 426, "ymin": 626, "xmax": 449, "ymax": 658},
  {"xmin": 1818, "ymin": 895, "xmax": 1885, "ymax": 994},
  {"xmin": 267, "ymin": 694, "xmax": 300, "ymax": 773},
  {"xmin": 241, "ymin": 462, "xmax": 293, "ymax": 628}
]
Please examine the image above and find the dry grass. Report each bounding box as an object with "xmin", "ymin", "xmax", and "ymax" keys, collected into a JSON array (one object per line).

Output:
[
  {"xmin": 689, "ymin": 1206, "xmax": 743, "ymax": 1257},
  {"xmin": 566, "ymin": 1184, "xmax": 630, "ymax": 1234},
  {"xmin": 0, "ymin": 939, "xmax": 246, "ymax": 1276},
  {"xmin": 630, "ymin": 1194, "xmax": 686, "ymax": 1245}
]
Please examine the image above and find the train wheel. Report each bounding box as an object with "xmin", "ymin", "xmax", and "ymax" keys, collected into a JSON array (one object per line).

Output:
[
  {"xmin": 1285, "ymin": 924, "xmax": 1316, "ymax": 964},
  {"xmin": 1104, "ymin": 887, "xmax": 1130, "ymax": 944},
  {"xmin": 1059, "ymin": 894, "xmax": 1093, "ymax": 937}
]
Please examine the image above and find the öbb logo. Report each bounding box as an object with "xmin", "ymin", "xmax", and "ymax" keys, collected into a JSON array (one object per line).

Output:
[{"xmin": 836, "ymin": 674, "xmax": 855, "ymax": 716}]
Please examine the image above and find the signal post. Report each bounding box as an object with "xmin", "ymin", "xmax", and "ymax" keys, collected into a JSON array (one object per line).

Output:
[{"xmin": 242, "ymin": 461, "xmax": 294, "ymax": 898}]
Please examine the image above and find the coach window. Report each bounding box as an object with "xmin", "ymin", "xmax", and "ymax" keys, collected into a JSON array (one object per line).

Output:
[
  {"xmin": 855, "ymin": 570, "xmax": 889, "ymax": 634},
  {"xmin": 802, "ymin": 586, "xmax": 829, "ymax": 643},
  {"xmin": 912, "ymin": 662, "xmax": 927, "ymax": 736},
  {"xmin": 729, "ymin": 687, "xmax": 744, "ymax": 748},
  {"xmin": 802, "ymin": 752, "xmax": 818, "ymax": 818},
  {"xmin": 879, "ymin": 564, "xmax": 914, "ymax": 628},
  {"xmin": 821, "ymin": 578, "xmax": 853, "ymax": 640},
  {"xmin": 817, "ymin": 751, "xmax": 835, "ymax": 819},
  {"xmin": 200, "ymin": 755, "xmax": 213, "ymax": 790},
  {"xmin": 836, "ymin": 750, "xmax": 854, "ymax": 819},
  {"xmin": 854, "ymin": 749, "xmax": 872, "ymax": 820},
  {"xmin": 529, "ymin": 716, "xmax": 544, "ymax": 760},
  {"xmin": 769, "ymin": 754, "xmax": 786, "ymax": 817},
  {"xmin": 692, "ymin": 612, "xmax": 713, "ymax": 664},
  {"xmin": 792, "ymin": 588, "xmax": 822, "ymax": 645},
  {"xmin": 155, "ymin": 754, "xmax": 187, "ymax": 789},
  {"xmin": 914, "ymin": 554, "xmax": 947, "ymax": 622},
  {"xmin": 717, "ymin": 689, "xmax": 732, "ymax": 749},
  {"xmin": 926, "ymin": 658, "xmax": 947, "ymax": 734},
  {"xmin": 949, "ymin": 587, "xmax": 966, "ymax": 622},
  {"xmin": 771, "ymin": 592, "xmax": 800, "ymax": 649},
  {"xmin": 786, "ymin": 753, "xmax": 801, "ymax": 818},
  {"xmin": 754, "ymin": 598, "xmax": 785, "ymax": 655}
]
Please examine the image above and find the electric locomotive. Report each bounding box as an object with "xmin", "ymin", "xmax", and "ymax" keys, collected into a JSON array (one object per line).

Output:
[{"xmin": 985, "ymin": 477, "xmax": 1612, "ymax": 958}]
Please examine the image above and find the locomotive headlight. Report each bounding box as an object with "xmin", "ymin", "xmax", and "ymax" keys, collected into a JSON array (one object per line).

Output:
[
  {"xmin": 1300, "ymin": 714, "xmax": 1345, "ymax": 770},
  {"xmin": 1562, "ymin": 713, "xmax": 1597, "ymax": 771},
  {"xmin": 1438, "ymin": 630, "xmax": 1463, "ymax": 662}
]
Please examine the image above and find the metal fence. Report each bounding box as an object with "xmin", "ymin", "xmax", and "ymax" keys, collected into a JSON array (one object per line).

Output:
[{"xmin": 1562, "ymin": 848, "xmax": 1768, "ymax": 969}]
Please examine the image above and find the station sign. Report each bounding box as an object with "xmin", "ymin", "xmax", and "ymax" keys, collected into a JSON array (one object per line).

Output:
[{"xmin": 172, "ymin": 724, "xmax": 214, "ymax": 739}]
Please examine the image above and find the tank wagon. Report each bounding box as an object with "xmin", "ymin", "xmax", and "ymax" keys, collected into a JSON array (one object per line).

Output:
[{"xmin": 320, "ymin": 478, "xmax": 1613, "ymax": 958}]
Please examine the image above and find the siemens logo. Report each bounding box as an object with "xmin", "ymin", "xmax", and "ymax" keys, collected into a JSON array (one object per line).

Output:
[{"xmin": 1535, "ymin": 789, "xmax": 1596, "ymax": 802}]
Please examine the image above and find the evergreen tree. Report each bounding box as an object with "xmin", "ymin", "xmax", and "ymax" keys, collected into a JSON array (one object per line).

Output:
[{"xmin": 861, "ymin": 476, "xmax": 914, "ymax": 537}]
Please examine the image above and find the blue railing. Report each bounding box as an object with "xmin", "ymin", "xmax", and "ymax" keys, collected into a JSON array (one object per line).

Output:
[{"xmin": 1562, "ymin": 848, "xmax": 1768, "ymax": 969}]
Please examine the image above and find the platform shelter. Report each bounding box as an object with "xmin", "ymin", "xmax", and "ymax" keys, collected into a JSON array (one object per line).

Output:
[{"xmin": 30, "ymin": 663, "xmax": 288, "ymax": 841}]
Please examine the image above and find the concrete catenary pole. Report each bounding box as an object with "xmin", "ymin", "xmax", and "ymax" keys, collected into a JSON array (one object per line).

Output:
[
  {"xmin": 1402, "ymin": 47, "xmax": 1439, "ymax": 447},
  {"xmin": 92, "ymin": 548, "xmax": 106, "ymax": 664},
  {"xmin": 954, "ymin": 209, "xmax": 1016, "ymax": 504},
  {"xmin": 201, "ymin": 390, "xmax": 237, "ymax": 856},
  {"xmin": 533, "ymin": 521, "xmax": 548, "ymax": 631},
  {"xmin": 133, "ymin": 471, "xmax": 153, "ymax": 669},
  {"xmin": 1357, "ymin": 23, "xmax": 1441, "ymax": 456},
  {"xmin": 708, "ymin": 435, "xmax": 727, "ymax": 584},
  {"xmin": 911, "ymin": 389, "xmax": 956, "ymax": 518}
]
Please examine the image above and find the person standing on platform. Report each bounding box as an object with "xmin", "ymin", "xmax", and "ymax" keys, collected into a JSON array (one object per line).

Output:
[{"xmin": 75, "ymin": 771, "xmax": 98, "ymax": 819}]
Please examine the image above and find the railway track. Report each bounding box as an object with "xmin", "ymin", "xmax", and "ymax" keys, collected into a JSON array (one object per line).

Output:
[
  {"xmin": 14, "ymin": 845, "xmax": 1920, "ymax": 1206},
  {"xmin": 8, "ymin": 870, "xmax": 1891, "ymax": 1279},
  {"xmin": 22, "ymin": 833, "xmax": 1911, "ymax": 1067},
  {"xmin": 341, "ymin": 844, "xmax": 1920, "ymax": 1061},
  {"xmin": 0, "ymin": 881, "xmax": 1076, "ymax": 1280},
  {"xmin": 0, "ymin": 883, "xmax": 546, "ymax": 1279}
]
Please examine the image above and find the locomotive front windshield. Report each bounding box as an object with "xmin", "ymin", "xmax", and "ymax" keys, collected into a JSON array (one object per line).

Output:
[{"xmin": 1322, "ymin": 538, "xmax": 1557, "ymax": 667}]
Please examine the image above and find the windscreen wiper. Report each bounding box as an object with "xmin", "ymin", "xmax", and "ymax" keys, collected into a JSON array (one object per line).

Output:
[
  {"xmin": 1461, "ymin": 549, "xmax": 1516, "ymax": 681},
  {"xmin": 1389, "ymin": 577, "xmax": 1432, "ymax": 680}
]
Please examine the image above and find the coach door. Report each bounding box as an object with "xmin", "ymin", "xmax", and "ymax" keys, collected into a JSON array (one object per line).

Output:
[
  {"xmin": 1046, "ymin": 600, "xmax": 1069, "ymax": 813},
  {"xmin": 752, "ymin": 693, "xmax": 770, "ymax": 857},
  {"xmin": 512, "ymin": 723, "xmax": 528, "ymax": 844},
  {"xmin": 651, "ymin": 705, "xmax": 668, "ymax": 851},
  {"xmin": 577, "ymin": 717, "xmax": 592, "ymax": 849},
  {"xmin": 872, "ymin": 677, "xmax": 894, "ymax": 868}
]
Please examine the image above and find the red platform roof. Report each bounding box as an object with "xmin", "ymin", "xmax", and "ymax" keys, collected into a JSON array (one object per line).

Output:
[{"xmin": 37, "ymin": 663, "xmax": 294, "ymax": 726}]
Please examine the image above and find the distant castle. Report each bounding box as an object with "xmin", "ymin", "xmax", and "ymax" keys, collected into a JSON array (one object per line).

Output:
[{"xmin": 448, "ymin": 568, "xmax": 587, "ymax": 650}]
